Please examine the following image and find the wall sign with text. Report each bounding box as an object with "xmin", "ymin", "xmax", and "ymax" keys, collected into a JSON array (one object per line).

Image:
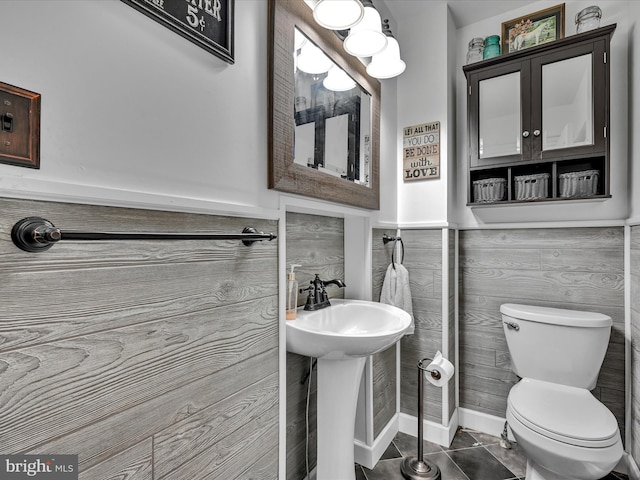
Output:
[
  {"xmin": 403, "ymin": 121, "xmax": 440, "ymax": 181},
  {"xmin": 122, "ymin": 0, "xmax": 234, "ymax": 64}
]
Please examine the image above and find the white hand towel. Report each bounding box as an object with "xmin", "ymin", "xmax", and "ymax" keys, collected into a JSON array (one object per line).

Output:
[{"xmin": 380, "ymin": 263, "xmax": 414, "ymax": 335}]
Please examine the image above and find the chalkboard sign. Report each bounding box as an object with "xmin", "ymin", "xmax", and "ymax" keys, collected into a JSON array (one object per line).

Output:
[{"xmin": 122, "ymin": 0, "xmax": 234, "ymax": 64}]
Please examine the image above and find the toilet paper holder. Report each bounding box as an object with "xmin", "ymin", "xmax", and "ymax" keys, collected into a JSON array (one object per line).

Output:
[
  {"xmin": 400, "ymin": 356, "xmax": 443, "ymax": 480},
  {"xmin": 418, "ymin": 357, "xmax": 442, "ymax": 381}
]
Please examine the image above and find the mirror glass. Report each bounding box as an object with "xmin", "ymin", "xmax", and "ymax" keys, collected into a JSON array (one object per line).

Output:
[
  {"xmin": 268, "ymin": 0, "xmax": 380, "ymax": 210},
  {"xmin": 542, "ymin": 53, "xmax": 593, "ymax": 151},
  {"xmin": 479, "ymin": 71, "xmax": 521, "ymax": 158},
  {"xmin": 294, "ymin": 28, "xmax": 372, "ymax": 186}
]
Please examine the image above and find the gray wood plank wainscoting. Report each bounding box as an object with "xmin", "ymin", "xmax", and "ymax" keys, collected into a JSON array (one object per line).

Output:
[
  {"xmin": 0, "ymin": 198, "xmax": 279, "ymax": 479},
  {"xmin": 373, "ymin": 229, "xmax": 456, "ymax": 431},
  {"xmin": 399, "ymin": 230, "xmax": 447, "ymax": 425},
  {"xmin": 285, "ymin": 212, "xmax": 344, "ymax": 480},
  {"xmin": 371, "ymin": 229, "xmax": 400, "ymax": 438},
  {"xmin": 631, "ymin": 225, "xmax": 640, "ymax": 465},
  {"xmin": 459, "ymin": 227, "xmax": 625, "ymax": 439}
]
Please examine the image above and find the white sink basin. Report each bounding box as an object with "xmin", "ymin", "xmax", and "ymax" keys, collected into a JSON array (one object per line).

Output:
[
  {"xmin": 286, "ymin": 299, "xmax": 411, "ymax": 480},
  {"xmin": 286, "ymin": 298, "xmax": 412, "ymax": 360}
]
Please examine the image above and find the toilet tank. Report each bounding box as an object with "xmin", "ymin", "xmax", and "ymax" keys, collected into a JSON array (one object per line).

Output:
[{"xmin": 500, "ymin": 303, "xmax": 611, "ymax": 389}]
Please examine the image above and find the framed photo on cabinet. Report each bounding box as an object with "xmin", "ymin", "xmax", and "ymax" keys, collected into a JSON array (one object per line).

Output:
[{"xmin": 502, "ymin": 4, "xmax": 565, "ymax": 54}]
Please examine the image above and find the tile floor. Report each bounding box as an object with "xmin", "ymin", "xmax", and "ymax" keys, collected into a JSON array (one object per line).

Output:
[{"xmin": 355, "ymin": 429, "xmax": 629, "ymax": 480}]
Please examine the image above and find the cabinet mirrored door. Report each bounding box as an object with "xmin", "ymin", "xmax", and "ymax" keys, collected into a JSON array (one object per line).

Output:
[
  {"xmin": 479, "ymin": 72, "xmax": 521, "ymax": 158},
  {"xmin": 469, "ymin": 61, "xmax": 531, "ymax": 168},
  {"xmin": 542, "ymin": 53, "xmax": 593, "ymax": 151}
]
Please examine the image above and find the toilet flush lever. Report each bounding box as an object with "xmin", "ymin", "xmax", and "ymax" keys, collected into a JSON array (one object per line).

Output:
[{"xmin": 504, "ymin": 321, "xmax": 520, "ymax": 331}]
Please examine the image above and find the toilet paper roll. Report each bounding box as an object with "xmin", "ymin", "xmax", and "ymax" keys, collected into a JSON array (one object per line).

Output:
[{"xmin": 425, "ymin": 350, "xmax": 455, "ymax": 387}]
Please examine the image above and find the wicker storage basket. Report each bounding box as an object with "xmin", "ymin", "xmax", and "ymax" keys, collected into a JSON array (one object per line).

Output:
[
  {"xmin": 559, "ymin": 170, "xmax": 599, "ymax": 198},
  {"xmin": 472, "ymin": 177, "xmax": 506, "ymax": 203},
  {"xmin": 515, "ymin": 173, "xmax": 549, "ymax": 200}
]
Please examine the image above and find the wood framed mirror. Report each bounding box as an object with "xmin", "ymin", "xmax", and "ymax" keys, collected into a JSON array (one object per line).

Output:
[{"xmin": 268, "ymin": 0, "xmax": 381, "ymax": 210}]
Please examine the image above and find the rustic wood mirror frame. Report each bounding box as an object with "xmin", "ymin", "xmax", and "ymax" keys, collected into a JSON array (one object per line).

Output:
[{"xmin": 268, "ymin": 0, "xmax": 381, "ymax": 210}]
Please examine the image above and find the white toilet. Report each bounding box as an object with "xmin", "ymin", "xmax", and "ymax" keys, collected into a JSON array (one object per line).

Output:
[{"xmin": 501, "ymin": 303, "xmax": 623, "ymax": 480}]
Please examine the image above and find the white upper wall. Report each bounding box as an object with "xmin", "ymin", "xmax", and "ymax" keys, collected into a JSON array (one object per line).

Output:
[
  {"xmin": 393, "ymin": 1, "xmax": 452, "ymax": 227},
  {"xmin": 0, "ymin": 1, "xmax": 635, "ymax": 227},
  {"xmin": 0, "ymin": 0, "xmax": 401, "ymax": 224},
  {"xmin": 0, "ymin": 0, "xmax": 278, "ymax": 215}
]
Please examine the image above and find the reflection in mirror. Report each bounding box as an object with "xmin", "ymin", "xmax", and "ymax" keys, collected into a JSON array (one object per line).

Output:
[
  {"xmin": 479, "ymin": 71, "xmax": 521, "ymax": 158},
  {"xmin": 293, "ymin": 28, "xmax": 372, "ymax": 185},
  {"xmin": 542, "ymin": 53, "xmax": 593, "ymax": 151}
]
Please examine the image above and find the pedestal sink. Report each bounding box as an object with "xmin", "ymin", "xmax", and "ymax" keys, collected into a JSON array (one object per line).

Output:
[{"xmin": 286, "ymin": 299, "xmax": 412, "ymax": 480}]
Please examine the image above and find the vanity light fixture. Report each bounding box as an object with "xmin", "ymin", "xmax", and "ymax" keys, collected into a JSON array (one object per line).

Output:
[
  {"xmin": 313, "ymin": 0, "xmax": 364, "ymax": 30},
  {"xmin": 366, "ymin": 20, "xmax": 406, "ymax": 79},
  {"xmin": 343, "ymin": 0, "xmax": 387, "ymax": 57},
  {"xmin": 297, "ymin": 41, "xmax": 333, "ymax": 74},
  {"xmin": 323, "ymin": 65, "xmax": 357, "ymax": 91}
]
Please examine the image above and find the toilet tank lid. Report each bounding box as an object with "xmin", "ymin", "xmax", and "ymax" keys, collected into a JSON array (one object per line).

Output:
[{"xmin": 500, "ymin": 303, "xmax": 611, "ymax": 327}]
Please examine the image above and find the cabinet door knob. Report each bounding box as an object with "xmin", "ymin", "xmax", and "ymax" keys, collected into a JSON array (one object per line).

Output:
[
  {"xmin": 533, "ymin": 129, "xmax": 541, "ymax": 137},
  {"xmin": 522, "ymin": 131, "xmax": 530, "ymax": 138}
]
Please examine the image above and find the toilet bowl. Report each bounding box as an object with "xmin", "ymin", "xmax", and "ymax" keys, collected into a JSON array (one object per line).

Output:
[
  {"xmin": 500, "ymin": 304, "xmax": 623, "ymax": 480},
  {"xmin": 506, "ymin": 378, "xmax": 623, "ymax": 480}
]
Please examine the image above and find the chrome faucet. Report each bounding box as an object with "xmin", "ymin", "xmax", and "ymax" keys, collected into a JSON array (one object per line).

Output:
[{"xmin": 300, "ymin": 274, "xmax": 346, "ymax": 311}]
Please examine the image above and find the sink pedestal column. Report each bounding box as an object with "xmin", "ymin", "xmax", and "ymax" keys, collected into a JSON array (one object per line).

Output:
[{"xmin": 316, "ymin": 357, "xmax": 366, "ymax": 480}]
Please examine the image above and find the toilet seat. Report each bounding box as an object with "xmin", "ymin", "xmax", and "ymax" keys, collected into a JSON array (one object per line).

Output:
[{"xmin": 508, "ymin": 378, "xmax": 619, "ymax": 448}]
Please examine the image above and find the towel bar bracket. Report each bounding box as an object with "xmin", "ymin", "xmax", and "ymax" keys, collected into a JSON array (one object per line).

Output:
[
  {"xmin": 11, "ymin": 217, "xmax": 57, "ymax": 252},
  {"xmin": 382, "ymin": 233, "xmax": 405, "ymax": 269}
]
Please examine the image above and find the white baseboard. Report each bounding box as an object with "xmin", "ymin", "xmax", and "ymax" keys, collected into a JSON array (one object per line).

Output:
[
  {"xmin": 354, "ymin": 413, "xmax": 399, "ymax": 469},
  {"xmin": 398, "ymin": 409, "xmax": 459, "ymax": 448},
  {"xmin": 457, "ymin": 407, "xmax": 511, "ymax": 439}
]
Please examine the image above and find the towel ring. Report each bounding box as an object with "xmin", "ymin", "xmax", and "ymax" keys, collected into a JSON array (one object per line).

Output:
[{"xmin": 383, "ymin": 234, "xmax": 404, "ymax": 270}]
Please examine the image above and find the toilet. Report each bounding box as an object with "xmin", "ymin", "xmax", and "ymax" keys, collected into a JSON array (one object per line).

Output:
[{"xmin": 501, "ymin": 303, "xmax": 623, "ymax": 480}]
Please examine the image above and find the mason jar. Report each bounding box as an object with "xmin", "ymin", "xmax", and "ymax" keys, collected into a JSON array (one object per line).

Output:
[
  {"xmin": 483, "ymin": 35, "xmax": 501, "ymax": 59},
  {"xmin": 466, "ymin": 37, "xmax": 484, "ymax": 64},
  {"xmin": 576, "ymin": 6, "xmax": 602, "ymax": 33}
]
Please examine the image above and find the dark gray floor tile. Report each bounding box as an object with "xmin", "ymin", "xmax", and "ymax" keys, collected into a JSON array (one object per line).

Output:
[
  {"xmin": 466, "ymin": 429, "xmax": 502, "ymax": 446},
  {"xmin": 612, "ymin": 473, "xmax": 629, "ymax": 480},
  {"xmin": 485, "ymin": 443, "xmax": 527, "ymax": 478},
  {"xmin": 355, "ymin": 464, "xmax": 367, "ymax": 480},
  {"xmin": 361, "ymin": 458, "xmax": 406, "ymax": 480},
  {"xmin": 601, "ymin": 473, "xmax": 630, "ymax": 480},
  {"xmin": 392, "ymin": 431, "xmax": 443, "ymax": 457},
  {"xmin": 422, "ymin": 452, "xmax": 470, "ymax": 480},
  {"xmin": 447, "ymin": 428, "xmax": 482, "ymax": 450},
  {"xmin": 379, "ymin": 441, "xmax": 402, "ymax": 460},
  {"xmin": 364, "ymin": 453, "xmax": 469, "ymax": 480},
  {"xmin": 447, "ymin": 446, "xmax": 516, "ymax": 480}
]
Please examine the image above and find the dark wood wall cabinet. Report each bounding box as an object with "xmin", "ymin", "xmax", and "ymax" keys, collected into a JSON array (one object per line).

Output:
[{"xmin": 463, "ymin": 24, "xmax": 616, "ymax": 206}]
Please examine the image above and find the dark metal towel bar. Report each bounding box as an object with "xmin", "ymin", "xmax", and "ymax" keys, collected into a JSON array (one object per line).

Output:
[{"xmin": 11, "ymin": 217, "xmax": 277, "ymax": 253}]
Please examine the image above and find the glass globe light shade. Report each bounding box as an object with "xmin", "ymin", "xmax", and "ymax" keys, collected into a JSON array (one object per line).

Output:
[
  {"xmin": 323, "ymin": 66, "xmax": 356, "ymax": 91},
  {"xmin": 313, "ymin": 0, "xmax": 364, "ymax": 30},
  {"xmin": 366, "ymin": 36, "xmax": 406, "ymax": 78},
  {"xmin": 297, "ymin": 42, "xmax": 333, "ymax": 74},
  {"xmin": 343, "ymin": 6, "xmax": 387, "ymax": 57}
]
